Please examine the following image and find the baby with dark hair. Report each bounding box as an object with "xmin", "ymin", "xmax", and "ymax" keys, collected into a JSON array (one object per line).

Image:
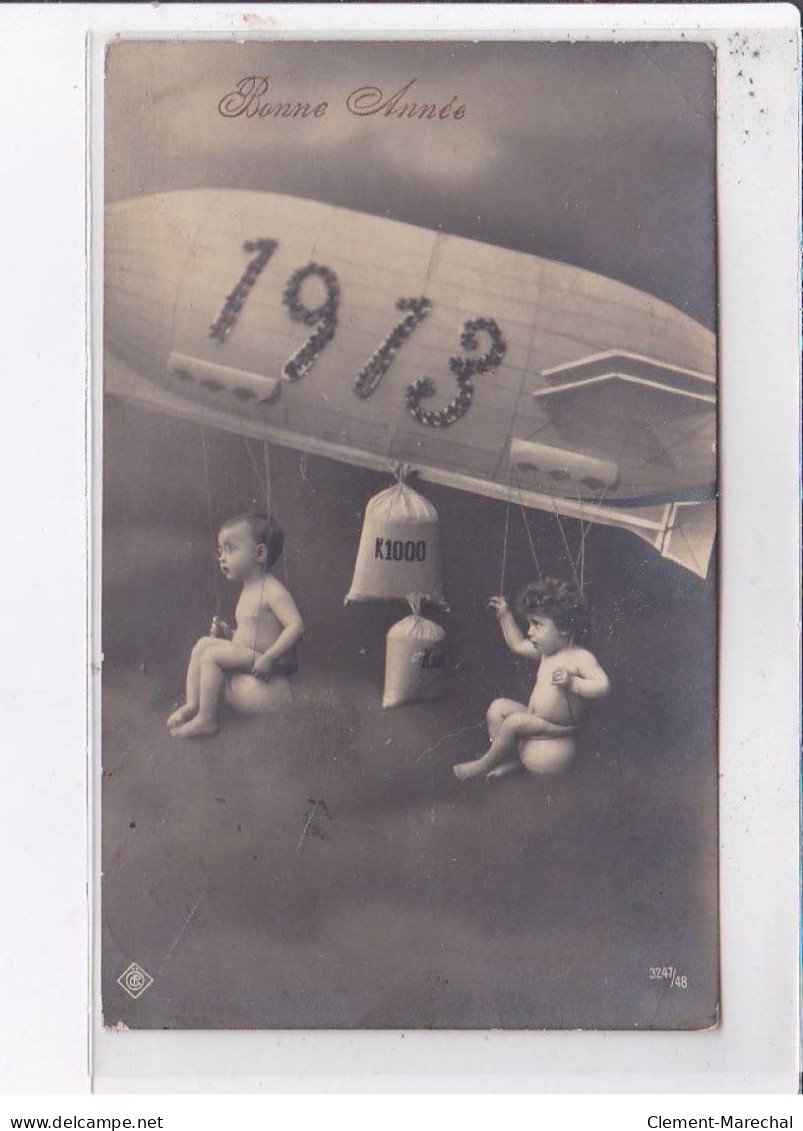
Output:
[
  {"xmin": 454, "ymin": 576, "xmax": 609, "ymax": 780},
  {"xmin": 167, "ymin": 511, "xmax": 304, "ymax": 738},
  {"xmin": 516, "ymin": 576, "xmax": 591, "ymax": 643}
]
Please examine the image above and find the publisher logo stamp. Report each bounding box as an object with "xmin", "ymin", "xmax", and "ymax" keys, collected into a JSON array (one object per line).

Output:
[{"xmin": 117, "ymin": 962, "xmax": 154, "ymax": 999}]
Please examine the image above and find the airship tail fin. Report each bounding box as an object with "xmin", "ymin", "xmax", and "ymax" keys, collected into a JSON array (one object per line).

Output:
[{"xmin": 656, "ymin": 500, "xmax": 717, "ymax": 579}]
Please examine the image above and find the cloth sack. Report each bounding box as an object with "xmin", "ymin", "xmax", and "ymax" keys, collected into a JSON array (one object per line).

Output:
[
  {"xmin": 383, "ymin": 597, "xmax": 446, "ymax": 708},
  {"xmin": 345, "ymin": 468, "xmax": 445, "ymax": 605}
]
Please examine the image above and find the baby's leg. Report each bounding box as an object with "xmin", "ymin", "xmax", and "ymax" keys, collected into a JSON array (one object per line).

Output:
[
  {"xmin": 467, "ymin": 699, "xmax": 528, "ymax": 782},
  {"xmin": 454, "ymin": 711, "xmax": 573, "ymax": 780},
  {"xmin": 167, "ymin": 637, "xmax": 218, "ymax": 728},
  {"xmin": 452, "ymin": 700, "xmax": 526, "ymax": 780},
  {"xmin": 171, "ymin": 642, "xmax": 255, "ymax": 739},
  {"xmin": 486, "ymin": 698, "xmax": 528, "ymax": 741}
]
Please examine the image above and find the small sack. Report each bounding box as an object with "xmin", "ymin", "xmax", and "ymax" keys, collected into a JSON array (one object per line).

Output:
[
  {"xmin": 383, "ymin": 597, "xmax": 447, "ymax": 708},
  {"xmin": 345, "ymin": 466, "xmax": 445, "ymax": 605}
]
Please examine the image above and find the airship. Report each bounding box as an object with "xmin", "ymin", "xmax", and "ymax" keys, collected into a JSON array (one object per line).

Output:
[{"xmin": 104, "ymin": 190, "xmax": 717, "ymax": 577}]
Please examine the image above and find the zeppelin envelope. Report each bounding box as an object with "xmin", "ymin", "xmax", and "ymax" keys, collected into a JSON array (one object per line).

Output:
[{"xmin": 101, "ymin": 40, "xmax": 719, "ymax": 1031}]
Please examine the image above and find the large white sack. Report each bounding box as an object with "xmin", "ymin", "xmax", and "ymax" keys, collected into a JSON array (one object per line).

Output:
[
  {"xmin": 345, "ymin": 468, "xmax": 445, "ymax": 605},
  {"xmin": 383, "ymin": 599, "xmax": 447, "ymax": 708}
]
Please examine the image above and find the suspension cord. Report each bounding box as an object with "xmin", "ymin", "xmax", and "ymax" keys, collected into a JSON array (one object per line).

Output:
[
  {"xmin": 551, "ymin": 498, "xmax": 582, "ymax": 593},
  {"xmin": 498, "ymin": 465, "xmax": 514, "ymax": 594},
  {"xmin": 197, "ymin": 401, "xmax": 222, "ymax": 616},
  {"xmin": 513, "ymin": 470, "xmax": 543, "ymax": 579}
]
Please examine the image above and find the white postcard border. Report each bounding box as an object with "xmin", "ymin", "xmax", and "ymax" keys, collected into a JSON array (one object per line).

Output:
[{"xmin": 0, "ymin": 1, "xmax": 797, "ymax": 1094}]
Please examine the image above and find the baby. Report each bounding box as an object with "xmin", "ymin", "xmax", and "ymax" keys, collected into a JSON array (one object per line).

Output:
[
  {"xmin": 453, "ymin": 577, "xmax": 609, "ymax": 780},
  {"xmin": 167, "ymin": 511, "xmax": 304, "ymax": 739}
]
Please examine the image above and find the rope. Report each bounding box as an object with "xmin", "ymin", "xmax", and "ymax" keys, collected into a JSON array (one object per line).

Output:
[
  {"xmin": 407, "ymin": 594, "xmax": 423, "ymax": 618},
  {"xmin": 263, "ymin": 439, "xmax": 273, "ymax": 521},
  {"xmin": 252, "ymin": 568, "xmax": 267, "ymax": 662},
  {"xmin": 265, "ymin": 440, "xmax": 292, "ymax": 589},
  {"xmin": 574, "ymin": 479, "xmax": 615, "ymax": 595},
  {"xmin": 575, "ymin": 495, "xmax": 592, "ymax": 571},
  {"xmin": 551, "ymin": 498, "xmax": 582, "ymax": 593},
  {"xmin": 391, "ymin": 461, "xmax": 416, "ymax": 484},
  {"xmin": 498, "ymin": 465, "xmax": 514, "ymax": 594},
  {"xmin": 500, "ymin": 465, "xmax": 583, "ymax": 727},
  {"xmin": 241, "ymin": 435, "xmax": 288, "ymax": 593},
  {"xmin": 240, "ymin": 434, "xmax": 268, "ymax": 505},
  {"xmin": 561, "ymin": 681, "xmax": 579, "ymax": 728},
  {"xmin": 512, "ymin": 471, "xmax": 542, "ymax": 579},
  {"xmin": 390, "ymin": 460, "xmax": 416, "ymax": 506},
  {"xmin": 197, "ymin": 405, "xmax": 222, "ymax": 616}
]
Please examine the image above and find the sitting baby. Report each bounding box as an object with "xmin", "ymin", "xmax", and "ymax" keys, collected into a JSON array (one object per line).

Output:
[
  {"xmin": 454, "ymin": 576, "xmax": 609, "ymax": 780},
  {"xmin": 167, "ymin": 510, "xmax": 304, "ymax": 739}
]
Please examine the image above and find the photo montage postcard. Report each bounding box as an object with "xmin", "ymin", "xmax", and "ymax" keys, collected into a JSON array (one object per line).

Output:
[{"xmin": 101, "ymin": 39, "xmax": 718, "ymax": 1031}]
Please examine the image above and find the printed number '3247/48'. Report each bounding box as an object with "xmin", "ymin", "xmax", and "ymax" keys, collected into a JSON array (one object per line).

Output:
[{"xmin": 208, "ymin": 239, "xmax": 508, "ymax": 429}]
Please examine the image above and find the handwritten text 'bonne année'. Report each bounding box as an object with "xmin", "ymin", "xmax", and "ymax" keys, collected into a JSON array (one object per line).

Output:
[{"xmin": 218, "ymin": 77, "xmax": 466, "ymax": 121}]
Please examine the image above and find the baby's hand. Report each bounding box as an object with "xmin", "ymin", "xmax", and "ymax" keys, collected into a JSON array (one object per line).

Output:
[
  {"xmin": 551, "ymin": 668, "xmax": 573, "ymax": 689},
  {"xmin": 487, "ymin": 595, "xmax": 510, "ymax": 619},
  {"xmin": 210, "ymin": 616, "xmax": 232, "ymax": 639},
  {"xmin": 251, "ymin": 656, "xmax": 274, "ymax": 681}
]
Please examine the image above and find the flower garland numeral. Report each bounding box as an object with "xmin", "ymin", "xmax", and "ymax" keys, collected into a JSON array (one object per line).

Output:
[
  {"xmin": 353, "ymin": 296, "xmax": 433, "ymax": 399},
  {"xmin": 405, "ymin": 317, "xmax": 507, "ymax": 428},
  {"xmin": 209, "ymin": 239, "xmax": 278, "ymax": 344},
  {"xmin": 281, "ymin": 264, "xmax": 340, "ymax": 382}
]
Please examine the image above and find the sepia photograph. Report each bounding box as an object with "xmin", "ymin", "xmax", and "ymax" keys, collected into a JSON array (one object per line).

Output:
[{"xmin": 101, "ymin": 39, "xmax": 718, "ymax": 1032}]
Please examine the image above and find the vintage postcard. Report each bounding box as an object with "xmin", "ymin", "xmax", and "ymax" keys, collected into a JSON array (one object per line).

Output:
[{"xmin": 101, "ymin": 38, "xmax": 718, "ymax": 1031}]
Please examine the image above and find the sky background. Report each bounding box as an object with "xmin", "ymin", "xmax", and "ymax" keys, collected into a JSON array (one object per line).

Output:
[{"xmin": 106, "ymin": 40, "xmax": 716, "ymax": 328}]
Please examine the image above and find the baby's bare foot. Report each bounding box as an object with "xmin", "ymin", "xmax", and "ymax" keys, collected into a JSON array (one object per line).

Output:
[
  {"xmin": 487, "ymin": 760, "xmax": 521, "ymax": 782},
  {"xmin": 453, "ymin": 759, "xmax": 488, "ymax": 781},
  {"xmin": 167, "ymin": 704, "xmax": 196, "ymax": 729},
  {"xmin": 170, "ymin": 717, "xmax": 219, "ymax": 739}
]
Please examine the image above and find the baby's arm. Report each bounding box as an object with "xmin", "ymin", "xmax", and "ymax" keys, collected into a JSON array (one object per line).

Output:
[
  {"xmin": 554, "ymin": 649, "xmax": 610, "ymax": 699},
  {"xmin": 251, "ymin": 577, "xmax": 305, "ymax": 678},
  {"xmin": 488, "ymin": 596, "xmax": 538, "ymax": 658}
]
